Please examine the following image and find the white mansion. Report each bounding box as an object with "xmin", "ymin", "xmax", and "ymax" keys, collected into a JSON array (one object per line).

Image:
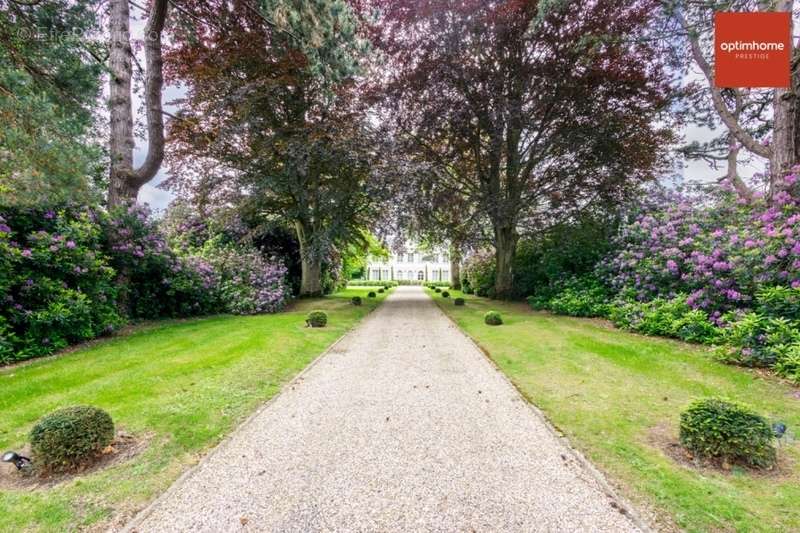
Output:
[{"xmin": 365, "ymin": 247, "xmax": 452, "ymax": 283}]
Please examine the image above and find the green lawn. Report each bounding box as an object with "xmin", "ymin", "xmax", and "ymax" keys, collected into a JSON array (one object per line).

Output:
[
  {"xmin": 427, "ymin": 288, "xmax": 800, "ymax": 533},
  {"xmin": 0, "ymin": 287, "xmax": 389, "ymax": 532}
]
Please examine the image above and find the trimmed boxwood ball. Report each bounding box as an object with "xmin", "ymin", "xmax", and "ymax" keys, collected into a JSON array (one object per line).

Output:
[
  {"xmin": 679, "ymin": 397, "xmax": 776, "ymax": 468},
  {"xmin": 454, "ymin": 297, "xmax": 465, "ymax": 306},
  {"xmin": 378, "ymin": 288, "xmax": 385, "ymax": 293},
  {"xmin": 434, "ymin": 288, "xmax": 441, "ymax": 293},
  {"xmin": 484, "ymin": 310, "xmax": 503, "ymax": 326},
  {"xmin": 441, "ymin": 291, "xmax": 450, "ymax": 298},
  {"xmin": 383, "ymin": 285, "xmax": 389, "ymax": 290},
  {"xmin": 306, "ymin": 310, "xmax": 327, "ymax": 328},
  {"xmin": 368, "ymin": 291, "xmax": 376, "ymax": 298},
  {"xmin": 351, "ymin": 296, "xmax": 362, "ymax": 306},
  {"xmin": 30, "ymin": 405, "xmax": 115, "ymax": 472}
]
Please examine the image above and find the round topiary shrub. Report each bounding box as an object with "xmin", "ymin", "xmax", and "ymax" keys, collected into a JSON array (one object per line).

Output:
[
  {"xmin": 383, "ymin": 285, "xmax": 389, "ymax": 290},
  {"xmin": 368, "ymin": 291, "xmax": 376, "ymax": 298},
  {"xmin": 434, "ymin": 287, "xmax": 441, "ymax": 293},
  {"xmin": 30, "ymin": 406, "xmax": 115, "ymax": 472},
  {"xmin": 351, "ymin": 296, "xmax": 362, "ymax": 306},
  {"xmin": 679, "ymin": 397, "xmax": 776, "ymax": 468},
  {"xmin": 441, "ymin": 291, "xmax": 450, "ymax": 298},
  {"xmin": 484, "ymin": 310, "xmax": 503, "ymax": 326},
  {"xmin": 306, "ymin": 310, "xmax": 328, "ymax": 328},
  {"xmin": 454, "ymin": 297, "xmax": 465, "ymax": 306},
  {"xmin": 378, "ymin": 288, "xmax": 385, "ymax": 293}
]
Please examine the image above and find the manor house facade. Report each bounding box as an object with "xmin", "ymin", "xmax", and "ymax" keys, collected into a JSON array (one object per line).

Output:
[{"xmin": 365, "ymin": 247, "xmax": 451, "ymax": 283}]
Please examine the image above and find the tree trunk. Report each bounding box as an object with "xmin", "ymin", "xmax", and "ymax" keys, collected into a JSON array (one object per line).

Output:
[
  {"xmin": 295, "ymin": 221, "xmax": 323, "ymax": 297},
  {"xmin": 450, "ymin": 244, "xmax": 462, "ymax": 290},
  {"xmin": 494, "ymin": 225, "xmax": 517, "ymax": 300},
  {"xmin": 108, "ymin": 0, "xmax": 168, "ymax": 207},
  {"xmin": 299, "ymin": 254, "xmax": 323, "ymax": 297},
  {"xmin": 770, "ymin": 0, "xmax": 799, "ymax": 196},
  {"xmin": 771, "ymin": 87, "xmax": 797, "ymax": 195}
]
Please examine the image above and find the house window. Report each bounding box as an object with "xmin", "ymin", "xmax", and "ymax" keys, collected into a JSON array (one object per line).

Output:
[
  {"xmin": 443, "ymin": 270, "xmax": 449, "ymax": 281},
  {"xmin": 383, "ymin": 269, "xmax": 389, "ymax": 280},
  {"xmin": 417, "ymin": 271, "xmax": 424, "ymax": 280},
  {"xmin": 432, "ymin": 271, "xmax": 439, "ymax": 281},
  {"xmin": 407, "ymin": 253, "xmax": 414, "ymax": 262},
  {"xmin": 372, "ymin": 269, "xmax": 380, "ymax": 280},
  {"xmin": 397, "ymin": 270, "xmax": 405, "ymax": 280},
  {"xmin": 442, "ymin": 252, "xmax": 449, "ymax": 262},
  {"xmin": 397, "ymin": 253, "xmax": 403, "ymax": 263}
]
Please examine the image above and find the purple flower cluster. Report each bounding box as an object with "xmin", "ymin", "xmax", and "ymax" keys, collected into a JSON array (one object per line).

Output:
[
  {"xmin": 601, "ymin": 173, "xmax": 800, "ymax": 319},
  {"xmin": 206, "ymin": 247, "xmax": 289, "ymax": 314}
]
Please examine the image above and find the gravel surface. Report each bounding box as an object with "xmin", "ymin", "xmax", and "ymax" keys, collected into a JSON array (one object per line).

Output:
[{"xmin": 125, "ymin": 287, "xmax": 643, "ymax": 532}]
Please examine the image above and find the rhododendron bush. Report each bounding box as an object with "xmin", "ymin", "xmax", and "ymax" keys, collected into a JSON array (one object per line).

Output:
[
  {"xmin": 0, "ymin": 204, "xmax": 290, "ymax": 365},
  {"xmin": 531, "ymin": 173, "xmax": 800, "ymax": 383}
]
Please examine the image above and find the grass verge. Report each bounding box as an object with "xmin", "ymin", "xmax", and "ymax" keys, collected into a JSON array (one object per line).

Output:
[
  {"xmin": 0, "ymin": 287, "xmax": 389, "ymax": 532},
  {"xmin": 427, "ymin": 288, "xmax": 800, "ymax": 533}
]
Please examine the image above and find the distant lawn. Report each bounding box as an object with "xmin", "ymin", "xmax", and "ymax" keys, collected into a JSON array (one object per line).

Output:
[
  {"xmin": 0, "ymin": 287, "xmax": 389, "ymax": 532},
  {"xmin": 427, "ymin": 288, "xmax": 800, "ymax": 533}
]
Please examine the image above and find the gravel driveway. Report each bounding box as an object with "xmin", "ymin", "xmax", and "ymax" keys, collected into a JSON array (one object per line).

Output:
[{"xmin": 125, "ymin": 286, "xmax": 643, "ymax": 532}]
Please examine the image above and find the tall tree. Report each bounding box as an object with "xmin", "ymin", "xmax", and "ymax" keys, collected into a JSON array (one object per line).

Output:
[
  {"xmin": 165, "ymin": 0, "xmax": 381, "ymax": 296},
  {"xmin": 0, "ymin": 0, "xmax": 103, "ymax": 205},
  {"xmin": 374, "ymin": 0, "xmax": 673, "ymax": 298},
  {"xmin": 671, "ymin": 0, "xmax": 797, "ymax": 196},
  {"xmin": 107, "ymin": 0, "xmax": 168, "ymax": 207}
]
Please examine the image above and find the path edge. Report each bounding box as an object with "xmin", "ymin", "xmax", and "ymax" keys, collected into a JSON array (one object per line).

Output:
[
  {"xmin": 120, "ymin": 295, "xmax": 390, "ymax": 533},
  {"xmin": 427, "ymin": 291, "xmax": 655, "ymax": 533}
]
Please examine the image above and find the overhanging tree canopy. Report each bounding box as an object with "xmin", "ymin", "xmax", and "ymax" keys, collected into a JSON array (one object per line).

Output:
[{"xmin": 372, "ymin": 0, "xmax": 674, "ymax": 298}]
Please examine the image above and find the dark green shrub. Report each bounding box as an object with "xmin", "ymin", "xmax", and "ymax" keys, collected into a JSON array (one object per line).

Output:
[
  {"xmin": 30, "ymin": 406, "xmax": 115, "ymax": 472},
  {"xmin": 679, "ymin": 398, "xmax": 776, "ymax": 468},
  {"xmin": 756, "ymin": 285, "xmax": 800, "ymax": 320},
  {"xmin": 463, "ymin": 286, "xmax": 474, "ymax": 295},
  {"xmin": 714, "ymin": 313, "xmax": 800, "ymax": 367},
  {"xmin": 351, "ymin": 296, "xmax": 362, "ymax": 306},
  {"xmin": 306, "ymin": 310, "xmax": 327, "ymax": 327},
  {"xmin": 454, "ymin": 297, "xmax": 465, "ymax": 306},
  {"xmin": 774, "ymin": 343, "xmax": 800, "ymax": 384},
  {"xmin": 441, "ymin": 291, "xmax": 449, "ymax": 298},
  {"xmin": 383, "ymin": 285, "xmax": 389, "ymax": 290},
  {"xmin": 541, "ymin": 277, "xmax": 609, "ymax": 318},
  {"xmin": 378, "ymin": 288, "xmax": 385, "ymax": 293},
  {"xmin": 367, "ymin": 291, "xmax": 376, "ymax": 298},
  {"xmin": 434, "ymin": 288, "xmax": 441, "ymax": 293},
  {"xmin": 484, "ymin": 310, "xmax": 503, "ymax": 326}
]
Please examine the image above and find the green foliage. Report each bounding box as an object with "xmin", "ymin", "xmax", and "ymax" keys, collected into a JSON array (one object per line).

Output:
[
  {"xmin": 679, "ymin": 398, "xmax": 776, "ymax": 469},
  {"xmin": 484, "ymin": 310, "xmax": 503, "ymax": 325},
  {"xmin": 605, "ymin": 295, "xmax": 721, "ymax": 345},
  {"xmin": 714, "ymin": 313, "xmax": 800, "ymax": 368},
  {"xmin": 378, "ymin": 288, "xmax": 385, "ymax": 293},
  {"xmin": 0, "ymin": 207, "xmax": 122, "ymax": 363},
  {"xmin": 348, "ymin": 280, "xmax": 398, "ymax": 287},
  {"xmin": 30, "ymin": 406, "xmax": 114, "ymax": 473},
  {"xmin": 529, "ymin": 276, "xmax": 609, "ymax": 318},
  {"xmin": 463, "ymin": 251, "xmax": 495, "ymax": 297},
  {"xmin": 367, "ymin": 291, "xmax": 376, "ymax": 298},
  {"xmin": 0, "ymin": 1, "xmax": 104, "ymax": 206},
  {"xmin": 755, "ymin": 285, "xmax": 800, "ymax": 320},
  {"xmin": 350, "ymin": 296, "xmax": 362, "ymax": 306},
  {"xmin": 454, "ymin": 297, "xmax": 465, "ymax": 306},
  {"xmin": 774, "ymin": 345, "xmax": 800, "ymax": 384},
  {"xmin": 441, "ymin": 291, "xmax": 449, "ymax": 298},
  {"xmin": 305, "ymin": 310, "xmax": 328, "ymax": 327},
  {"xmin": 513, "ymin": 216, "xmax": 617, "ymax": 299},
  {"xmin": 434, "ymin": 287, "xmax": 441, "ymax": 293}
]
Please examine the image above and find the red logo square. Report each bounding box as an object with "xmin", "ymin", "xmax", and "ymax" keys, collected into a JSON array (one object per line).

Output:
[{"xmin": 714, "ymin": 12, "xmax": 790, "ymax": 88}]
